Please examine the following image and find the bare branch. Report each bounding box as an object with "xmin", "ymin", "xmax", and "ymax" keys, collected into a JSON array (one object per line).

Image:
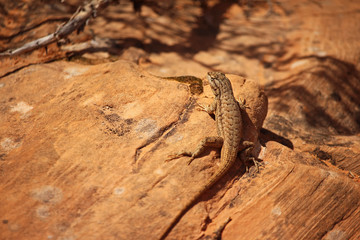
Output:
[{"xmin": 0, "ymin": 0, "xmax": 117, "ymax": 57}]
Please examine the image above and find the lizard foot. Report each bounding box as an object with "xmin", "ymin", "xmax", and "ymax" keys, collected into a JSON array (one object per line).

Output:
[
  {"xmin": 166, "ymin": 153, "xmax": 196, "ymax": 165},
  {"xmin": 245, "ymin": 156, "xmax": 263, "ymax": 174},
  {"xmin": 238, "ymin": 97, "xmax": 250, "ymax": 111},
  {"xmin": 186, "ymin": 156, "xmax": 196, "ymax": 165},
  {"xmin": 196, "ymin": 102, "xmax": 211, "ymax": 113},
  {"xmin": 165, "ymin": 152, "xmax": 192, "ymax": 162}
]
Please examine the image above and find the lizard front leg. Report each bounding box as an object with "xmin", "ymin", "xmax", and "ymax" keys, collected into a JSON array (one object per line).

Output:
[
  {"xmin": 237, "ymin": 97, "xmax": 250, "ymax": 111},
  {"xmin": 167, "ymin": 136, "xmax": 223, "ymax": 165},
  {"xmin": 197, "ymin": 100, "xmax": 216, "ymax": 115}
]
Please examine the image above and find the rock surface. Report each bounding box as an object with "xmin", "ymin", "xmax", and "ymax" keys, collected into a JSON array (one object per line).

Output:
[{"xmin": 1, "ymin": 0, "xmax": 360, "ymax": 240}]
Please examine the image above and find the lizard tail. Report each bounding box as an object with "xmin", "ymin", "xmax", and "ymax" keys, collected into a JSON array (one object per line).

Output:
[
  {"xmin": 159, "ymin": 190, "xmax": 204, "ymax": 240},
  {"xmin": 159, "ymin": 147, "xmax": 238, "ymax": 239}
]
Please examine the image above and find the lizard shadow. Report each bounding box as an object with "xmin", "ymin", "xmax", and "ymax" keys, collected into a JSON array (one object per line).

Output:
[{"xmin": 259, "ymin": 128, "xmax": 294, "ymax": 150}]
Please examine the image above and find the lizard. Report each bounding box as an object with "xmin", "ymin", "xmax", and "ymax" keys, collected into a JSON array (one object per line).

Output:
[{"xmin": 159, "ymin": 72, "xmax": 254, "ymax": 239}]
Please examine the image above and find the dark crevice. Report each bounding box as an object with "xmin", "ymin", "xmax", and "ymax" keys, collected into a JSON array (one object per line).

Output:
[
  {"xmin": 308, "ymin": 175, "xmax": 327, "ymax": 196},
  {"xmin": 133, "ymin": 97, "xmax": 196, "ymax": 166},
  {"xmin": 318, "ymin": 210, "xmax": 351, "ymax": 240}
]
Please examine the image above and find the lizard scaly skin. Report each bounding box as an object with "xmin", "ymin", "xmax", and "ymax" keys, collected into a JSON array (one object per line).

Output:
[{"xmin": 160, "ymin": 72, "xmax": 245, "ymax": 239}]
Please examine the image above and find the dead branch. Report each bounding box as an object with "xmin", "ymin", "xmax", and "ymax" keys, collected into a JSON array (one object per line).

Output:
[{"xmin": 0, "ymin": 0, "xmax": 117, "ymax": 57}]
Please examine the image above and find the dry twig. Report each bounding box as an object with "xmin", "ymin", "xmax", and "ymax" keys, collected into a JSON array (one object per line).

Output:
[{"xmin": 0, "ymin": 0, "xmax": 117, "ymax": 56}]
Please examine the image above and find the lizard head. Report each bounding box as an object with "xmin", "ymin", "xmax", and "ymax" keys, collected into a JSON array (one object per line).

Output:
[{"xmin": 207, "ymin": 72, "xmax": 233, "ymax": 97}]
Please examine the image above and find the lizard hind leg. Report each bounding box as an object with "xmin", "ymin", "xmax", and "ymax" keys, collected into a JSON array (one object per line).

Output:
[
  {"xmin": 246, "ymin": 156, "xmax": 261, "ymax": 173},
  {"xmin": 240, "ymin": 141, "xmax": 262, "ymax": 173},
  {"xmin": 167, "ymin": 136, "xmax": 224, "ymax": 165}
]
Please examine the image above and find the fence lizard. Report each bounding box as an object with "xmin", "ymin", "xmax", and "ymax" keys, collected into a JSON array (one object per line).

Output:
[{"xmin": 160, "ymin": 72, "xmax": 253, "ymax": 239}]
